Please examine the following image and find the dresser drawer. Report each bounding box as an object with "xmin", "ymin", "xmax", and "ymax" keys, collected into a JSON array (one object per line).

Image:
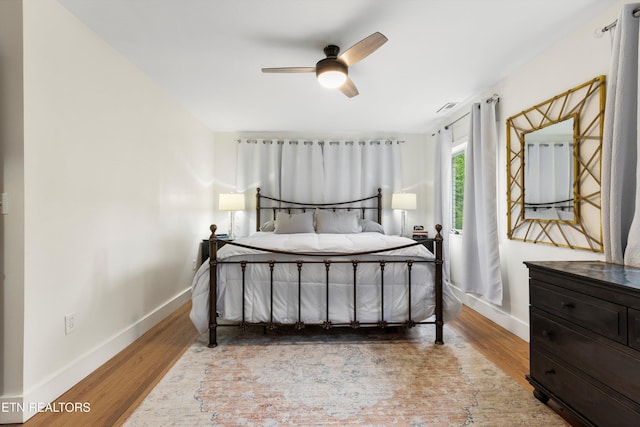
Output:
[
  {"xmin": 531, "ymin": 309, "xmax": 640, "ymax": 403},
  {"xmin": 630, "ymin": 308, "xmax": 640, "ymax": 351},
  {"xmin": 530, "ymin": 349, "xmax": 640, "ymax": 427},
  {"xmin": 531, "ymin": 279, "xmax": 627, "ymax": 343}
]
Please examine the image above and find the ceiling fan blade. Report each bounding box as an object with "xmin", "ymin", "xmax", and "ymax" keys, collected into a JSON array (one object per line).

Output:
[
  {"xmin": 261, "ymin": 67, "xmax": 316, "ymax": 73},
  {"xmin": 339, "ymin": 77, "xmax": 359, "ymax": 98},
  {"xmin": 338, "ymin": 32, "xmax": 388, "ymax": 66}
]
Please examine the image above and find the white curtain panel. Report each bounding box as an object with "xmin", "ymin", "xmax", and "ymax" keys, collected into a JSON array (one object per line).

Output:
[
  {"xmin": 323, "ymin": 141, "xmax": 363, "ymax": 202},
  {"xmin": 237, "ymin": 138, "xmax": 403, "ymax": 231},
  {"xmin": 461, "ymin": 101, "xmax": 503, "ymax": 305},
  {"xmin": 237, "ymin": 139, "xmax": 281, "ymax": 198},
  {"xmin": 602, "ymin": 3, "xmax": 640, "ymax": 265},
  {"xmin": 236, "ymin": 139, "xmax": 281, "ymax": 233},
  {"xmin": 434, "ymin": 127, "xmax": 453, "ymax": 286},
  {"xmin": 361, "ymin": 140, "xmax": 403, "ymax": 231},
  {"xmin": 280, "ymin": 140, "xmax": 325, "ymax": 203}
]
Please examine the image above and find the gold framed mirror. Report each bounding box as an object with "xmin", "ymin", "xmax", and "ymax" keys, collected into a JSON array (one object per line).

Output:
[{"xmin": 506, "ymin": 75, "xmax": 605, "ymax": 251}]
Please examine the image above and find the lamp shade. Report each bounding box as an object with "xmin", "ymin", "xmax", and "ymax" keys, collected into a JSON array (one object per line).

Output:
[
  {"xmin": 218, "ymin": 193, "xmax": 245, "ymax": 211},
  {"xmin": 391, "ymin": 193, "xmax": 417, "ymax": 210}
]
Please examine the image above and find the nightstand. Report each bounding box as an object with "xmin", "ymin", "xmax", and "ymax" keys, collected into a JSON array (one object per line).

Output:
[
  {"xmin": 413, "ymin": 236, "xmax": 434, "ymax": 253},
  {"xmin": 199, "ymin": 237, "xmax": 234, "ymax": 265}
]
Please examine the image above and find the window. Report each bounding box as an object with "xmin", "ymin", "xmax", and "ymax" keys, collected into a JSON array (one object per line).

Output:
[{"xmin": 451, "ymin": 144, "xmax": 466, "ymax": 232}]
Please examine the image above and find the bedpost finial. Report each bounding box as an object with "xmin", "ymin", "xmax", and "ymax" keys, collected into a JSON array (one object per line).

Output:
[
  {"xmin": 210, "ymin": 224, "xmax": 217, "ymax": 238},
  {"xmin": 257, "ymin": 187, "xmax": 261, "ymax": 194},
  {"xmin": 435, "ymin": 224, "xmax": 443, "ymax": 238}
]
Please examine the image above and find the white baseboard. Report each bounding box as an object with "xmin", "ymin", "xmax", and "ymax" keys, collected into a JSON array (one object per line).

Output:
[
  {"xmin": 451, "ymin": 286, "xmax": 530, "ymax": 342},
  {"xmin": 0, "ymin": 288, "xmax": 191, "ymax": 424}
]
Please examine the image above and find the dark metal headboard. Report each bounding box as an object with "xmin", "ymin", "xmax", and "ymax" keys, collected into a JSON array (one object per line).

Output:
[{"xmin": 255, "ymin": 188, "xmax": 382, "ymax": 231}]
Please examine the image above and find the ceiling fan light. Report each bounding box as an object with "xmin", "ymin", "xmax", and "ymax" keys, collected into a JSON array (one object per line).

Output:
[
  {"xmin": 315, "ymin": 58, "xmax": 348, "ymax": 89},
  {"xmin": 318, "ymin": 70, "xmax": 347, "ymax": 88}
]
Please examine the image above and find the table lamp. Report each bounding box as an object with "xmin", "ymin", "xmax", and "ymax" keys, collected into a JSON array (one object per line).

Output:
[
  {"xmin": 218, "ymin": 193, "xmax": 245, "ymax": 239},
  {"xmin": 391, "ymin": 192, "xmax": 416, "ymax": 237}
]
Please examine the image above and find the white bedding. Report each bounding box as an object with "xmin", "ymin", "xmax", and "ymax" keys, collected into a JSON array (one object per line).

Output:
[{"xmin": 190, "ymin": 232, "xmax": 461, "ymax": 334}]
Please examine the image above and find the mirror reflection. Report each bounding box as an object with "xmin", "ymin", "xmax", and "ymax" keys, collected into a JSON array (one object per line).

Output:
[{"xmin": 523, "ymin": 117, "xmax": 576, "ymax": 220}]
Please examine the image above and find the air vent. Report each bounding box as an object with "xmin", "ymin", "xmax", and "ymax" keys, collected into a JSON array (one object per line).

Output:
[{"xmin": 436, "ymin": 102, "xmax": 458, "ymax": 113}]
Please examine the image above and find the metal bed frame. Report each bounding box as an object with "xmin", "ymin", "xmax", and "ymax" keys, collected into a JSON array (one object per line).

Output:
[{"xmin": 206, "ymin": 188, "xmax": 444, "ymax": 347}]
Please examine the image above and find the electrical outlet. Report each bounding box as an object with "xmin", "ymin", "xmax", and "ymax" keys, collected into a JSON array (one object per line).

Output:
[
  {"xmin": 0, "ymin": 193, "xmax": 7, "ymax": 215},
  {"xmin": 192, "ymin": 259, "xmax": 197, "ymax": 271},
  {"xmin": 65, "ymin": 313, "xmax": 76, "ymax": 335}
]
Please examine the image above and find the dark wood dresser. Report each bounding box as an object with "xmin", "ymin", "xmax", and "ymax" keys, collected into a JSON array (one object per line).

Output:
[{"xmin": 525, "ymin": 261, "xmax": 640, "ymax": 426}]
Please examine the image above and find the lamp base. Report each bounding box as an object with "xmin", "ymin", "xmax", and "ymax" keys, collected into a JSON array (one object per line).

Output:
[
  {"xmin": 401, "ymin": 210, "xmax": 407, "ymax": 237},
  {"xmin": 228, "ymin": 211, "xmax": 236, "ymax": 240}
]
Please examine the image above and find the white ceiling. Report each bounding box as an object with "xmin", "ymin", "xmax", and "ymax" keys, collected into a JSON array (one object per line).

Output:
[{"xmin": 57, "ymin": 0, "xmax": 619, "ymax": 134}]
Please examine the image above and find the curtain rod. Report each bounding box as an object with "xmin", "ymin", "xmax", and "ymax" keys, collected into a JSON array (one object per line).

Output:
[
  {"xmin": 444, "ymin": 112, "xmax": 470, "ymax": 131},
  {"xmin": 599, "ymin": 6, "xmax": 640, "ymax": 33},
  {"xmin": 430, "ymin": 112, "xmax": 469, "ymax": 136},
  {"xmin": 431, "ymin": 94, "xmax": 500, "ymax": 136},
  {"xmin": 237, "ymin": 139, "xmax": 405, "ymax": 144}
]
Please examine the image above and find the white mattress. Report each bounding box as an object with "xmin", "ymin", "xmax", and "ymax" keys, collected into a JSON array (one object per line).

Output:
[{"xmin": 190, "ymin": 232, "xmax": 461, "ymax": 334}]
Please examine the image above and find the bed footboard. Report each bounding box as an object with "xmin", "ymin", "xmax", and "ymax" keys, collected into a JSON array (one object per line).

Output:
[{"xmin": 207, "ymin": 224, "xmax": 445, "ymax": 347}]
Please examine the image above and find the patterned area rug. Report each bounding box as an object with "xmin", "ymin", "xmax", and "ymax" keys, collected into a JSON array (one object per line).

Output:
[{"xmin": 124, "ymin": 325, "xmax": 567, "ymax": 426}]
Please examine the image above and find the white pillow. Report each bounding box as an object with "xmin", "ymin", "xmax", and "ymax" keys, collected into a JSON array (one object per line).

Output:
[
  {"xmin": 260, "ymin": 220, "xmax": 275, "ymax": 232},
  {"xmin": 316, "ymin": 209, "xmax": 362, "ymax": 233},
  {"xmin": 274, "ymin": 211, "xmax": 315, "ymax": 234},
  {"xmin": 359, "ymin": 218, "xmax": 385, "ymax": 234}
]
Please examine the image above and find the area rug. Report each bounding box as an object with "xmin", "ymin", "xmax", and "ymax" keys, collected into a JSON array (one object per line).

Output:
[{"xmin": 123, "ymin": 325, "xmax": 567, "ymax": 426}]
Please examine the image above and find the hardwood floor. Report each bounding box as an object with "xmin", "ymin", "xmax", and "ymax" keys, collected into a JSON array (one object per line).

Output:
[
  {"xmin": 13, "ymin": 303, "xmax": 579, "ymax": 426},
  {"xmin": 449, "ymin": 306, "xmax": 584, "ymax": 427},
  {"xmin": 11, "ymin": 303, "xmax": 199, "ymax": 427},
  {"xmin": 448, "ymin": 306, "xmax": 532, "ymax": 391}
]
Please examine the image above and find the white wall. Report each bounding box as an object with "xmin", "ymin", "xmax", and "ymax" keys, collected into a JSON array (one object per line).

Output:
[
  {"xmin": 1, "ymin": 0, "xmax": 219, "ymax": 422},
  {"xmin": 429, "ymin": 1, "xmax": 628, "ymax": 340}
]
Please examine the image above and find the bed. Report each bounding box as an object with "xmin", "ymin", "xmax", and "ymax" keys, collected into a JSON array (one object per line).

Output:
[{"xmin": 190, "ymin": 188, "xmax": 461, "ymax": 347}]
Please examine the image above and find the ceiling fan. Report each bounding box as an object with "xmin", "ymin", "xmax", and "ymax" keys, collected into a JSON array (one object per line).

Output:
[{"xmin": 261, "ymin": 32, "xmax": 388, "ymax": 98}]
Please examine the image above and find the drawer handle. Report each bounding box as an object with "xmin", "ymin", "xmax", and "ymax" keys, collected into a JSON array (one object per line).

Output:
[
  {"xmin": 544, "ymin": 368, "xmax": 556, "ymax": 375},
  {"xmin": 561, "ymin": 301, "xmax": 575, "ymax": 309},
  {"xmin": 542, "ymin": 329, "xmax": 554, "ymax": 340}
]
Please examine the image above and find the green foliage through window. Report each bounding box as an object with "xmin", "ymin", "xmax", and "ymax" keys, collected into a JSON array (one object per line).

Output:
[{"xmin": 452, "ymin": 150, "xmax": 465, "ymax": 230}]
